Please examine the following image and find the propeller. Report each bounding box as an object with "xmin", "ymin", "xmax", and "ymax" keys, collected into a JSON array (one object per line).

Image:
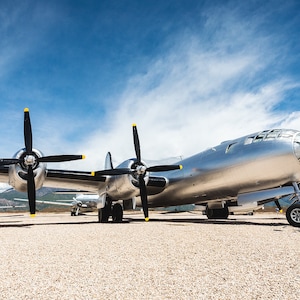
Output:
[
  {"xmin": 92, "ymin": 124, "xmax": 182, "ymax": 221},
  {"xmin": 0, "ymin": 108, "xmax": 85, "ymax": 216},
  {"xmin": 131, "ymin": 124, "xmax": 182, "ymax": 221}
]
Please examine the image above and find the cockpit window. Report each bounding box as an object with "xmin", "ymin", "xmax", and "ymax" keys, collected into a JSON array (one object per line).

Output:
[
  {"xmin": 279, "ymin": 130, "xmax": 295, "ymax": 139},
  {"xmin": 244, "ymin": 129, "xmax": 298, "ymax": 145},
  {"xmin": 265, "ymin": 129, "xmax": 281, "ymax": 139},
  {"xmin": 253, "ymin": 130, "xmax": 269, "ymax": 142}
]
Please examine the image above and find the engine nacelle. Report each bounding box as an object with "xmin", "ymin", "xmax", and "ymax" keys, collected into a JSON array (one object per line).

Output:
[
  {"xmin": 105, "ymin": 159, "xmax": 149, "ymax": 200},
  {"xmin": 8, "ymin": 148, "xmax": 47, "ymax": 193}
]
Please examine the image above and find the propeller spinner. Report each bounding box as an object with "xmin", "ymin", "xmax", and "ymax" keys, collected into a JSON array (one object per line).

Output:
[{"xmin": 0, "ymin": 108, "xmax": 85, "ymax": 216}]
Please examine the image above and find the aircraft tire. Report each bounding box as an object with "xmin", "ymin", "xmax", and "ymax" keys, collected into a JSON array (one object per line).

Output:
[
  {"xmin": 98, "ymin": 206, "xmax": 110, "ymax": 223},
  {"xmin": 206, "ymin": 206, "xmax": 229, "ymax": 219},
  {"xmin": 286, "ymin": 203, "xmax": 300, "ymax": 227},
  {"xmin": 112, "ymin": 203, "xmax": 123, "ymax": 223}
]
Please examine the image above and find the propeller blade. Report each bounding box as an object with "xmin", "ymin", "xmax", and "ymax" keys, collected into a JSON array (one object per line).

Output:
[
  {"xmin": 24, "ymin": 108, "xmax": 33, "ymax": 153},
  {"xmin": 132, "ymin": 124, "xmax": 141, "ymax": 163},
  {"xmin": 139, "ymin": 175, "xmax": 149, "ymax": 221},
  {"xmin": 146, "ymin": 164, "xmax": 182, "ymax": 172},
  {"xmin": 38, "ymin": 154, "xmax": 85, "ymax": 163},
  {"xmin": 92, "ymin": 168, "xmax": 132, "ymax": 176},
  {"xmin": 0, "ymin": 159, "xmax": 20, "ymax": 166},
  {"xmin": 27, "ymin": 165, "xmax": 36, "ymax": 216}
]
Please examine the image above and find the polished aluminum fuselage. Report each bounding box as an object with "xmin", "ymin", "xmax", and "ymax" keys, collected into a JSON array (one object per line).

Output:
[
  {"xmin": 38, "ymin": 129, "xmax": 300, "ymax": 210},
  {"xmin": 146, "ymin": 130, "xmax": 300, "ymax": 207}
]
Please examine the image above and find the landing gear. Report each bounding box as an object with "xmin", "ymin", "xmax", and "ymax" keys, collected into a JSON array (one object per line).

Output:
[
  {"xmin": 206, "ymin": 205, "xmax": 229, "ymax": 219},
  {"xmin": 71, "ymin": 206, "xmax": 80, "ymax": 216},
  {"xmin": 98, "ymin": 205, "xmax": 110, "ymax": 223},
  {"xmin": 112, "ymin": 203, "xmax": 123, "ymax": 223},
  {"xmin": 98, "ymin": 199, "xmax": 123, "ymax": 223},
  {"xmin": 286, "ymin": 203, "xmax": 300, "ymax": 227}
]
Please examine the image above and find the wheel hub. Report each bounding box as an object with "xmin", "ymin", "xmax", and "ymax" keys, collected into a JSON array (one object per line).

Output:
[{"xmin": 291, "ymin": 208, "xmax": 300, "ymax": 223}]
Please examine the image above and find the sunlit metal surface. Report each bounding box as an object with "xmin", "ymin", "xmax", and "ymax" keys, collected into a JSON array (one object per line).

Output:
[{"xmin": 147, "ymin": 129, "xmax": 300, "ymax": 207}]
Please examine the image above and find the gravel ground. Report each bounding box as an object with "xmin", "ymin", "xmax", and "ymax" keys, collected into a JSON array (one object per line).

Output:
[{"xmin": 0, "ymin": 211, "xmax": 299, "ymax": 300}]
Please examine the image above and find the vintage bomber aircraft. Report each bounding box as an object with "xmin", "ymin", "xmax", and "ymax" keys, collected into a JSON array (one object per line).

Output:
[{"xmin": 0, "ymin": 109, "xmax": 300, "ymax": 227}]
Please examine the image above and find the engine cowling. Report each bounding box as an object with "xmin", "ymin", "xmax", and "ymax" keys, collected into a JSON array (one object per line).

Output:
[
  {"xmin": 105, "ymin": 159, "xmax": 149, "ymax": 200},
  {"xmin": 8, "ymin": 148, "xmax": 47, "ymax": 193}
]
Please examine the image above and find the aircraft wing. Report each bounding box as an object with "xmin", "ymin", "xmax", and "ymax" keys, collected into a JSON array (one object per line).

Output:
[
  {"xmin": 44, "ymin": 169, "xmax": 104, "ymax": 193},
  {"xmin": 0, "ymin": 166, "xmax": 104, "ymax": 194}
]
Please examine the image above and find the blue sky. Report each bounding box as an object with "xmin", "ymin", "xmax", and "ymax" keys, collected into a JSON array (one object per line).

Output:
[{"xmin": 0, "ymin": 0, "xmax": 300, "ymax": 171}]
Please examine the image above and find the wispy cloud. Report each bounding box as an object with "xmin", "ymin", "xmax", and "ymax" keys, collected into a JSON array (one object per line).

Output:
[
  {"xmin": 73, "ymin": 5, "xmax": 300, "ymax": 170},
  {"xmin": 77, "ymin": 79, "xmax": 290, "ymax": 172}
]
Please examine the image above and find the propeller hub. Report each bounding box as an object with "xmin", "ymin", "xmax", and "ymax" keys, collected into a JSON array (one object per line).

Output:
[
  {"xmin": 17, "ymin": 149, "xmax": 40, "ymax": 170},
  {"xmin": 24, "ymin": 154, "xmax": 37, "ymax": 167},
  {"xmin": 136, "ymin": 165, "xmax": 147, "ymax": 175}
]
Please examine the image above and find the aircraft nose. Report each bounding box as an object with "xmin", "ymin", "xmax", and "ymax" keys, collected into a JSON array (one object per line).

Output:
[{"xmin": 293, "ymin": 133, "xmax": 300, "ymax": 161}]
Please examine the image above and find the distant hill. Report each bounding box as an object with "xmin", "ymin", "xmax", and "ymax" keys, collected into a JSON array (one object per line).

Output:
[{"xmin": 0, "ymin": 187, "xmax": 76, "ymax": 212}]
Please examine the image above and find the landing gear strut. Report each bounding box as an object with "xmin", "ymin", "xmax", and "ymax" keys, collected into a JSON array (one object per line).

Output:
[{"xmin": 98, "ymin": 199, "xmax": 123, "ymax": 223}]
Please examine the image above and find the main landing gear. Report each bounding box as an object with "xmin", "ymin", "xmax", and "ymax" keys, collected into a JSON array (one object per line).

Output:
[
  {"xmin": 205, "ymin": 205, "xmax": 229, "ymax": 219},
  {"xmin": 286, "ymin": 203, "xmax": 300, "ymax": 227},
  {"xmin": 285, "ymin": 183, "xmax": 300, "ymax": 227},
  {"xmin": 98, "ymin": 199, "xmax": 123, "ymax": 223}
]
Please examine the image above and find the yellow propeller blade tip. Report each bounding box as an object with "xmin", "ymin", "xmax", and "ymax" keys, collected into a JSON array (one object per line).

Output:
[
  {"xmin": 24, "ymin": 108, "xmax": 29, "ymax": 112},
  {"xmin": 30, "ymin": 214, "xmax": 36, "ymax": 218},
  {"xmin": 145, "ymin": 217, "xmax": 149, "ymax": 222},
  {"xmin": 279, "ymin": 209, "xmax": 283, "ymax": 213},
  {"xmin": 179, "ymin": 165, "xmax": 183, "ymax": 169},
  {"xmin": 82, "ymin": 155, "xmax": 86, "ymax": 159},
  {"xmin": 91, "ymin": 171, "xmax": 95, "ymax": 176},
  {"xmin": 132, "ymin": 123, "xmax": 137, "ymax": 127}
]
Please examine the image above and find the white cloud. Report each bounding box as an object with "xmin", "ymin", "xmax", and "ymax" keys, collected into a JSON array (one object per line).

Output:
[{"xmin": 75, "ymin": 40, "xmax": 299, "ymax": 171}]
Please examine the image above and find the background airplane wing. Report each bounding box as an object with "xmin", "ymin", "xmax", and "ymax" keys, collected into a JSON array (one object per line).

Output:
[
  {"xmin": 0, "ymin": 205, "xmax": 26, "ymax": 209},
  {"xmin": 14, "ymin": 197, "xmax": 73, "ymax": 206}
]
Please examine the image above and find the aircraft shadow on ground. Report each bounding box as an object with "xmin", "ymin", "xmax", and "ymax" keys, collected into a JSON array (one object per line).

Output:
[
  {"xmin": 0, "ymin": 213, "xmax": 290, "ymax": 228},
  {"xmin": 127, "ymin": 217, "xmax": 289, "ymax": 227}
]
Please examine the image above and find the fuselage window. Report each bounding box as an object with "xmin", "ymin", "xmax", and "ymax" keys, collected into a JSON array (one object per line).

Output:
[
  {"xmin": 225, "ymin": 143, "xmax": 237, "ymax": 153},
  {"xmin": 244, "ymin": 137, "xmax": 254, "ymax": 145}
]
